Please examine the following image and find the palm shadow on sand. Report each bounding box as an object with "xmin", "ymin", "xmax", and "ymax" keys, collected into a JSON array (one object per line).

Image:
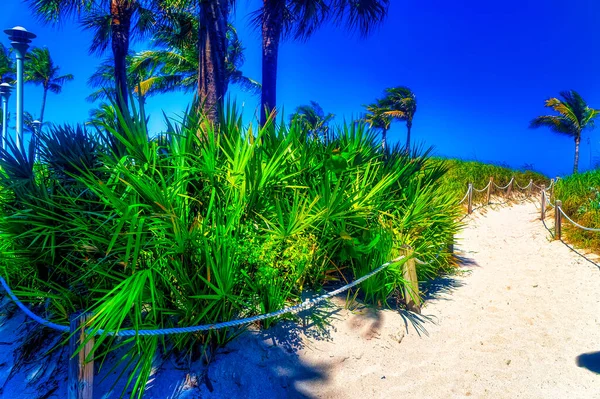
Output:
[{"xmin": 576, "ymin": 351, "xmax": 600, "ymax": 374}]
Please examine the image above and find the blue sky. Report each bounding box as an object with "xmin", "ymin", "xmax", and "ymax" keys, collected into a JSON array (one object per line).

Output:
[{"xmin": 2, "ymin": 0, "xmax": 600, "ymax": 177}]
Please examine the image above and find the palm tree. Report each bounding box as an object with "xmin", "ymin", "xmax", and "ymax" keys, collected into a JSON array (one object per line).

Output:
[
  {"xmin": 530, "ymin": 90, "xmax": 600, "ymax": 174},
  {"xmin": 381, "ymin": 86, "xmax": 417, "ymax": 152},
  {"xmin": 128, "ymin": 17, "xmax": 259, "ymax": 99},
  {"xmin": 27, "ymin": 0, "xmax": 155, "ymax": 114},
  {"xmin": 0, "ymin": 44, "xmax": 14, "ymax": 83},
  {"xmin": 253, "ymin": 0, "xmax": 390, "ymax": 126},
  {"xmin": 364, "ymin": 100, "xmax": 392, "ymax": 151},
  {"xmin": 291, "ymin": 101, "xmax": 334, "ymax": 140},
  {"xmin": 24, "ymin": 47, "xmax": 74, "ymax": 123}
]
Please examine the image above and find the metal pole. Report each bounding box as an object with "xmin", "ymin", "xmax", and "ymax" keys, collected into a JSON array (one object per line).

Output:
[
  {"xmin": 1, "ymin": 96, "xmax": 6, "ymax": 150},
  {"xmin": 4, "ymin": 27, "xmax": 36, "ymax": 152}
]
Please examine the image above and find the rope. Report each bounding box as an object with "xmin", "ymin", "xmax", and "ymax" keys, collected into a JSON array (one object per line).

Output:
[
  {"xmin": 472, "ymin": 181, "xmax": 491, "ymax": 193},
  {"xmin": 514, "ymin": 180, "xmax": 532, "ymax": 190},
  {"xmin": 0, "ymin": 256, "xmax": 406, "ymax": 336},
  {"xmin": 493, "ymin": 177, "xmax": 514, "ymax": 190},
  {"xmin": 458, "ymin": 186, "xmax": 471, "ymax": 205},
  {"xmin": 0, "ymin": 278, "xmax": 70, "ymax": 333},
  {"xmin": 558, "ymin": 207, "xmax": 600, "ymax": 232}
]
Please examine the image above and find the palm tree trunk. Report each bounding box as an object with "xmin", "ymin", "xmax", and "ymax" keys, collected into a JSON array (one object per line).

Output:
[
  {"xmin": 574, "ymin": 134, "xmax": 581, "ymax": 174},
  {"xmin": 382, "ymin": 127, "xmax": 387, "ymax": 153},
  {"xmin": 39, "ymin": 86, "xmax": 48, "ymax": 123},
  {"xmin": 405, "ymin": 120, "xmax": 412, "ymax": 154},
  {"xmin": 110, "ymin": 0, "xmax": 133, "ymax": 115},
  {"xmin": 260, "ymin": 4, "xmax": 283, "ymax": 126},
  {"xmin": 198, "ymin": 0, "xmax": 228, "ymax": 124}
]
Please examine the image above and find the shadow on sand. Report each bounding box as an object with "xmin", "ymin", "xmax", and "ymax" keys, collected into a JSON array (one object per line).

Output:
[{"xmin": 576, "ymin": 351, "xmax": 600, "ymax": 374}]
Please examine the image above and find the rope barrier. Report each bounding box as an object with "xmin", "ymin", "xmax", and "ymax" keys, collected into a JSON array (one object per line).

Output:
[
  {"xmin": 557, "ymin": 207, "xmax": 600, "ymax": 232},
  {"xmin": 514, "ymin": 180, "xmax": 532, "ymax": 190},
  {"xmin": 472, "ymin": 181, "xmax": 491, "ymax": 193},
  {"xmin": 0, "ymin": 256, "xmax": 406, "ymax": 336},
  {"xmin": 493, "ymin": 177, "xmax": 514, "ymax": 190},
  {"xmin": 458, "ymin": 186, "xmax": 471, "ymax": 205}
]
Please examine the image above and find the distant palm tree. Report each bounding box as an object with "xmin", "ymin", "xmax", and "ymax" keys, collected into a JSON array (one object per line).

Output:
[
  {"xmin": 291, "ymin": 101, "xmax": 334, "ymax": 140},
  {"xmin": 381, "ymin": 86, "xmax": 417, "ymax": 152},
  {"xmin": 530, "ymin": 90, "xmax": 600, "ymax": 174},
  {"xmin": 0, "ymin": 44, "xmax": 14, "ymax": 83},
  {"xmin": 253, "ymin": 0, "xmax": 390, "ymax": 125},
  {"xmin": 28, "ymin": 0, "xmax": 156, "ymax": 114},
  {"xmin": 364, "ymin": 100, "xmax": 392, "ymax": 151},
  {"xmin": 24, "ymin": 47, "xmax": 74, "ymax": 123}
]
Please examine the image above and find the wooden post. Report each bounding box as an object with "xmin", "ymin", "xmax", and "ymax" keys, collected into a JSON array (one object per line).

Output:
[
  {"xmin": 555, "ymin": 200, "xmax": 562, "ymax": 240},
  {"xmin": 528, "ymin": 179, "xmax": 533, "ymax": 197},
  {"xmin": 540, "ymin": 185, "xmax": 546, "ymax": 220},
  {"xmin": 69, "ymin": 312, "xmax": 94, "ymax": 399},
  {"xmin": 551, "ymin": 178, "xmax": 556, "ymax": 198},
  {"xmin": 402, "ymin": 246, "xmax": 421, "ymax": 314},
  {"xmin": 506, "ymin": 177, "xmax": 513, "ymax": 198},
  {"xmin": 487, "ymin": 176, "xmax": 493, "ymax": 205},
  {"xmin": 467, "ymin": 183, "xmax": 473, "ymax": 214}
]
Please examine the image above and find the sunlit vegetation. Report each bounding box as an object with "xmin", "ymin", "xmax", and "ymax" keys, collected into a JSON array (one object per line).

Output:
[{"xmin": 0, "ymin": 103, "xmax": 461, "ymax": 397}]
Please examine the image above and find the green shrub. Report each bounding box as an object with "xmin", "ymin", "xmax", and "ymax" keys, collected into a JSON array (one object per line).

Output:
[{"xmin": 0, "ymin": 104, "xmax": 461, "ymax": 398}]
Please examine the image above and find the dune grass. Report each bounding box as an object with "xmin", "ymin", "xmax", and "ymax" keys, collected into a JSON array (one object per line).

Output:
[
  {"xmin": 553, "ymin": 170, "xmax": 600, "ymax": 252},
  {"xmin": 437, "ymin": 158, "xmax": 549, "ymax": 204}
]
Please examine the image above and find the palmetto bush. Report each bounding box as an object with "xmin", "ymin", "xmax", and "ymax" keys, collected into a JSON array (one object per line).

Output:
[{"xmin": 0, "ymin": 103, "xmax": 460, "ymax": 397}]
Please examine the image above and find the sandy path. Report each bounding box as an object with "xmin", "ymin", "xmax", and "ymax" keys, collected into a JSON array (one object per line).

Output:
[{"xmin": 201, "ymin": 200, "xmax": 600, "ymax": 399}]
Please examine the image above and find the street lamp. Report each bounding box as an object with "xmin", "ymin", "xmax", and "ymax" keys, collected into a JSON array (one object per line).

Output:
[
  {"xmin": 0, "ymin": 82, "xmax": 12, "ymax": 150},
  {"xmin": 4, "ymin": 26, "xmax": 36, "ymax": 151}
]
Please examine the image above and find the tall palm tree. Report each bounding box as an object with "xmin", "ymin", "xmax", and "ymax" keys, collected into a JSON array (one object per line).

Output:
[
  {"xmin": 253, "ymin": 0, "xmax": 390, "ymax": 126},
  {"xmin": 24, "ymin": 47, "xmax": 74, "ymax": 123},
  {"xmin": 27, "ymin": 0, "xmax": 155, "ymax": 114},
  {"xmin": 364, "ymin": 100, "xmax": 392, "ymax": 151},
  {"xmin": 0, "ymin": 44, "xmax": 14, "ymax": 83},
  {"xmin": 530, "ymin": 90, "xmax": 600, "ymax": 174},
  {"xmin": 381, "ymin": 86, "xmax": 417, "ymax": 152},
  {"xmin": 291, "ymin": 101, "xmax": 334, "ymax": 140}
]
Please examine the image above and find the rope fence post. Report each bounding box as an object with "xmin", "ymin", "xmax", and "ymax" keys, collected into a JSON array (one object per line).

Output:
[
  {"xmin": 402, "ymin": 246, "xmax": 421, "ymax": 314},
  {"xmin": 507, "ymin": 177, "xmax": 513, "ymax": 198},
  {"xmin": 468, "ymin": 183, "xmax": 473, "ymax": 214},
  {"xmin": 69, "ymin": 312, "xmax": 94, "ymax": 399},
  {"xmin": 555, "ymin": 200, "xmax": 562, "ymax": 240},
  {"xmin": 487, "ymin": 176, "xmax": 493, "ymax": 204},
  {"xmin": 541, "ymin": 185, "xmax": 546, "ymax": 220},
  {"xmin": 551, "ymin": 178, "xmax": 556, "ymax": 198},
  {"xmin": 528, "ymin": 179, "xmax": 533, "ymax": 197}
]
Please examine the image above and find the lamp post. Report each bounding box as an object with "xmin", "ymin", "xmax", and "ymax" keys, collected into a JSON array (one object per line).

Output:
[
  {"xmin": 0, "ymin": 82, "xmax": 11, "ymax": 150},
  {"xmin": 4, "ymin": 26, "xmax": 36, "ymax": 151},
  {"xmin": 31, "ymin": 119, "xmax": 41, "ymax": 161}
]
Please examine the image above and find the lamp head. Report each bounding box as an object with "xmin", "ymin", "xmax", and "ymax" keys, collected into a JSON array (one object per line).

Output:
[{"xmin": 3, "ymin": 26, "xmax": 36, "ymax": 44}]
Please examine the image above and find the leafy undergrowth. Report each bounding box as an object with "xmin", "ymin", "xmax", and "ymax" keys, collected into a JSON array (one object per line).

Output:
[
  {"xmin": 436, "ymin": 158, "xmax": 549, "ymax": 204},
  {"xmin": 553, "ymin": 170, "xmax": 600, "ymax": 252},
  {"xmin": 0, "ymin": 103, "xmax": 461, "ymax": 398}
]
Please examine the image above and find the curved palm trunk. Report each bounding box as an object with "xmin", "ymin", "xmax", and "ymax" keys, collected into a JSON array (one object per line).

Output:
[
  {"xmin": 198, "ymin": 0, "xmax": 228, "ymax": 124},
  {"xmin": 382, "ymin": 127, "xmax": 387, "ymax": 153},
  {"xmin": 39, "ymin": 86, "xmax": 48, "ymax": 123},
  {"xmin": 260, "ymin": 4, "xmax": 283, "ymax": 126},
  {"xmin": 574, "ymin": 134, "xmax": 581, "ymax": 174},
  {"xmin": 405, "ymin": 119, "xmax": 412, "ymax": 154},
  {"xmin": 110, "ymin": 0, "xmax": 133, "ymax": 115}
]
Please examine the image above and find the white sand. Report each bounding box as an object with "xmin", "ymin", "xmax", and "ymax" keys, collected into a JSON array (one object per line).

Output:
[{"xmin": 1, "ymin": 200, "xmax": 599, "ymax": 398}]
